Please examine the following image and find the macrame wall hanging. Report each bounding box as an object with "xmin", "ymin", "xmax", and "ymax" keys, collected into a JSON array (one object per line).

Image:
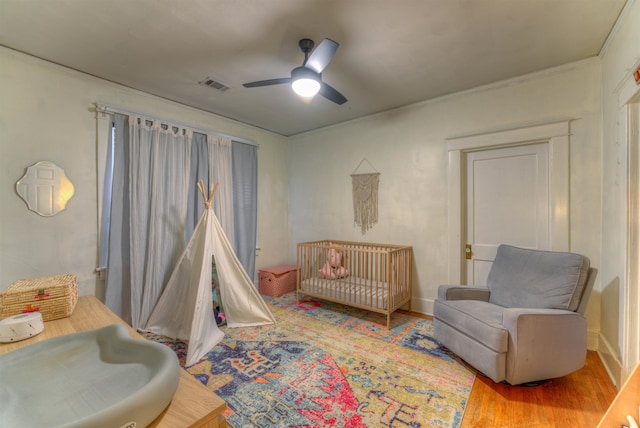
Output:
[{"xmin": 351, "ymin": 158, "xmax": 380, "ymax": 235}]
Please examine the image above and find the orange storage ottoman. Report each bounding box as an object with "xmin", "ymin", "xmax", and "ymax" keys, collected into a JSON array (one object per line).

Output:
[{"xmin": 259, "ymin": 265, "xmax": 298, "ymax": 297}]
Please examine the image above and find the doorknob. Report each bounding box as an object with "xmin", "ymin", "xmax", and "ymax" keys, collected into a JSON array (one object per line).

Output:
[{"xmin": 465, "ymin": 244, "xmax": 472, "ymax": 260}]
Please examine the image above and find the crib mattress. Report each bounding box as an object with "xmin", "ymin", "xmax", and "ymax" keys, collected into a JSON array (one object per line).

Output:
[{"xmin": 300, "ymin": 276, "xmax": 389, "ymax": 310}]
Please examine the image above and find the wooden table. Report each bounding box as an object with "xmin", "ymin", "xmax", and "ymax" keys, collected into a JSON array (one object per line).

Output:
[
  {"xmin": 0, "ymin": 296, "xmax": 227, "ymax": 428},
  {"xmin": 598, "ymin": 363, "xmax": 640, "ymax": 428}
]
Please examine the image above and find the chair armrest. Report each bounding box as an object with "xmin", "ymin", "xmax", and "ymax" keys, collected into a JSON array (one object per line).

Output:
[
  {"xmin": 503, "ymin": 308, "xmax": 586, "ymax": 339},
  {"xmin": 502, "ymin": 308, "xmax": 587, "ymax": 385},
  {"xmin": 502, "ymin": 307, "xmax": 584, "ymax": 328},
  {"xmin": 437, "ymin": 285, "xmax": 490, "ymax": 301}
]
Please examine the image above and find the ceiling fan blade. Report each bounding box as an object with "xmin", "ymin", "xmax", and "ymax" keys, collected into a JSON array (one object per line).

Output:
[
  {"xmin": 305, "ymin": 38, "xmax": 339, "ymax": 73},
  {"xmin": 319, "ymin": 82, "xmax": 347, "ymax": 105},
  {"xmin": 243, "ymin": 77, "xmax": 291, "ymax": 88}
]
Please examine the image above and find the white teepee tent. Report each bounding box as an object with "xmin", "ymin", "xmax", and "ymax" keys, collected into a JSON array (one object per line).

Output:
[{"xmin": 144, "ymin": 181, "xmax": 276, "ymax": 366}]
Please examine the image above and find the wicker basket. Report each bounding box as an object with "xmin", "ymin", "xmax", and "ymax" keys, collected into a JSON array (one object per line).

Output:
[
  {"xmin": 259, "ymin": 265, "xmax": 298, "ymax": 297},
  {"xmin": 0, "ymin": 274, "xmax": 78, "ymax": 321}
]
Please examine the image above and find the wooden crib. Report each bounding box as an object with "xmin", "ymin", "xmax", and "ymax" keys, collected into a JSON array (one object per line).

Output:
[{"xmin": 296, "ymin": 240, "xmax": 413, "ymax": 328}]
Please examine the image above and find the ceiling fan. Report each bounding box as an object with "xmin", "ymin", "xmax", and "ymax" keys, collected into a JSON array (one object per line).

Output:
[{"xmin": 243, "ymin": 38, "xmax": 347, "ymax": 105}]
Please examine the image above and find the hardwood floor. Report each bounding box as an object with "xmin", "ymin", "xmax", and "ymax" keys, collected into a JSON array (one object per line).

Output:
[
  {"xmin": 398, "ymin": 310, "xmax": 618, "ymax": 427},
  {"xmin": 461, "ymin": 351, "xmax": 617, "ymax": 427}
]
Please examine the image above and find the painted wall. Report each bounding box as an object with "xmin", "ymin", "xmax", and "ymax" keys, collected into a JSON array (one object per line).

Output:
[
  {"xmin": 0, "ymin": 47, "xmax": 290, "ymax": 296},
  {"xmin": 599, "ymin": 0, "xmax": 640, "ymax": 384},
  {"xmin": 288, "ymin": 59, "xmax": 603, "ymax": 341}
]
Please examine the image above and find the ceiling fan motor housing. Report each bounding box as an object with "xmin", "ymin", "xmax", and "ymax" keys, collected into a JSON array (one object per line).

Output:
[{"xmin": 291, "ymin": 66, "xmax": 320, "ymax": 82}]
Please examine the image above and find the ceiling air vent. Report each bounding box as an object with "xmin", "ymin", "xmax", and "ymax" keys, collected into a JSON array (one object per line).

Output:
[{"xmin": 199, "ymin": 77, "xmax": 230, "ymax": 92}]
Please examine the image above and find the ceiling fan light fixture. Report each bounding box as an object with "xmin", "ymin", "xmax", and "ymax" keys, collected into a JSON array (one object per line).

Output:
[
  {"xmin": 292, "ymin": 78, "xmax": 320, "ymax": 97},
  {"xmin": 291, "ymin": 66, "xmax": 320, "ymax": 98}
]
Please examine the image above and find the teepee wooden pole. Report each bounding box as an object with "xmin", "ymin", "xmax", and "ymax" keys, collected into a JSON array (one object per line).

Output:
[
  {"xmin": 197, "ymin": 180, "xmax": 220, "ymax": 210},
  {"xmin": 197, "ymin": 180, "xmax": 206, "ymax": 199},
  {"xmin": 210, "ymin": 182, "xmax": 220, "ymax": 201}
]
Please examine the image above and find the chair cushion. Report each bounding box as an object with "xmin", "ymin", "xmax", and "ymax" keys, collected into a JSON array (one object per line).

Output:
[
  {"xmin": 433, "ymin": 299, "xmax": 508, "ymax": 353},
  {"xmin": 487, "ymin": 245, "xmax": 590, "ymax": 311}
]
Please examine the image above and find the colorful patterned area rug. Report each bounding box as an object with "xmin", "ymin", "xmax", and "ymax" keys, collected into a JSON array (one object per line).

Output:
[{"xmin": 144, "ymin": 293, "xmax": 475, "ymax": 427}]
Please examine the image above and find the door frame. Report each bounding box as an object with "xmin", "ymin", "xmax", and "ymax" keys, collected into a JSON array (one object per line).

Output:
[
  {"xmin": 446, "ymin": 120, "xmax": 570, "ymax": 284},
  {"xmin": 624, "ymin": 99, "xmax": 639, "ymax": 376},
  {"xmin": 617, "ymin": 67, "xmax": 640, "ymax": 378}
]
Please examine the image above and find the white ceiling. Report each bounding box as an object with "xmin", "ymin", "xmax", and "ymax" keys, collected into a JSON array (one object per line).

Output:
[{"xmin": 0, "ymin": 0, "xmax": 627, "ymax": 136}]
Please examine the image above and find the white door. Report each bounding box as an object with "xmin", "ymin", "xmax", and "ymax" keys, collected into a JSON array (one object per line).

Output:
[{"xmin": 465, "ymin": 143, "xmax": 550, "ymax": 285}]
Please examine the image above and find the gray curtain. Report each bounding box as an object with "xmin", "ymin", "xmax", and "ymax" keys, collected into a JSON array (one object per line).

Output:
[
  {"xmin": 186, "ymin": 132, "xmax": 209, "ymax": 241},
  {"xmin": 232, "ymin": 142, "xmax": 258, "ymax": 279},
  {"xmin": 103, "ymin": 116, "xmax": 259, "ymax": 325},
  {"xmin": 104, "ymin": 113, "xmax": 132, "ymax": 324}
]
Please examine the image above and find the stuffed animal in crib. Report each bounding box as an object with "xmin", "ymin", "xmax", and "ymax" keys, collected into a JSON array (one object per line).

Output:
[{"xmin": 318, "ymin": 247, "xmax": 349, "ymax": 279}]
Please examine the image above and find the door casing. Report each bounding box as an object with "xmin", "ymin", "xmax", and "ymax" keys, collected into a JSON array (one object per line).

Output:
[{"xmin": 447, "ymin": 121, "xmax": 570, "ymax": 284}]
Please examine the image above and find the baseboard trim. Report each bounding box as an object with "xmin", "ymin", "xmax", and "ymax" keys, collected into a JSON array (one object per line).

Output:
[
  {"xmin": 598, "ymin": 332, "xmax": 623, "ymax": 388},
  {"xmin": 410, "ymin": 296, "xmax": 434, "ymax": 316},
  {"xmin": 588, "ymin": 329, "xmax": 599, "ymax": 351}
]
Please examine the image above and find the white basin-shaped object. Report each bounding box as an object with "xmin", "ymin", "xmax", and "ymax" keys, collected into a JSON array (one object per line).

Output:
[{"xmin": 0, "ymin": 323, "xmax": 180, "ymax": 428}]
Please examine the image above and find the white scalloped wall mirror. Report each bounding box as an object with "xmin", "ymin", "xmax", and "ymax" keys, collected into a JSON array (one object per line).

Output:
[{"xmin": 16, "ymin": 161, "xmax": 75, "ymax": 216}]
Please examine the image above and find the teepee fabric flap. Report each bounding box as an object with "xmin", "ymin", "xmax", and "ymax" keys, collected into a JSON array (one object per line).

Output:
[{"xmin": 210, "ymin": 210, "xmax": 276, "ymax": 327}]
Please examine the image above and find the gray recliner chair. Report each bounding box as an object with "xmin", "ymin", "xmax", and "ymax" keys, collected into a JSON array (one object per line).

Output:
[{"xmin": 433, "ymin": 244, "xmax": 596, "ymax": 385}]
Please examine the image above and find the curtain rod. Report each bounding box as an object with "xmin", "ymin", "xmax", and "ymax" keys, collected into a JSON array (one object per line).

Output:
[{"xmin": 94, "ymin": 102, "xmax": 259, "ymax": 147}]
